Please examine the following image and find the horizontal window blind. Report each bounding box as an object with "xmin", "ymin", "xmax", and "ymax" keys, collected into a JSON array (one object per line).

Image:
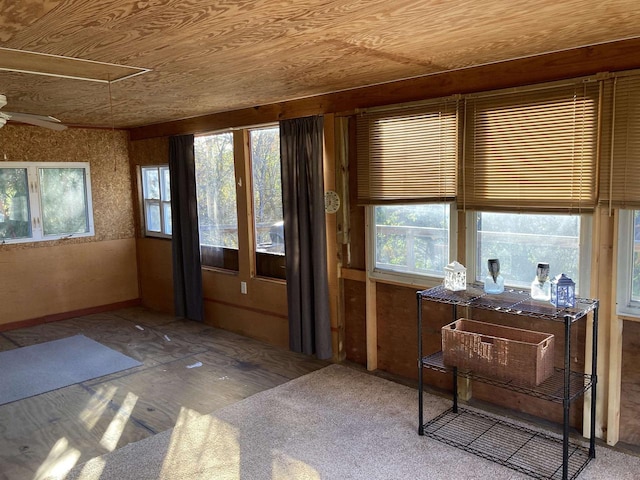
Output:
[
  {"xmin": 599, "ymin": 73, "xmax": 640, "ymax": 209},
  {"xmin": 356, "ymin": 100, "xmax": 458, "ymax": 205},
  {"xmin": 462, "ymin": 82, "xmax": 600, "ymax": 213}
]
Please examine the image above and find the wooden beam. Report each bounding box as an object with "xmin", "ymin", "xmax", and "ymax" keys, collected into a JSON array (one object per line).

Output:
[
  {"xmin": 365, "ymin": 208, "xmax": 377, "ymax": 371},
  {"xmin": 235, "ymin": 129, "xmax": 254, "ymax": 281},
  {"xmin": 606, "ymin": 210, "xmax": 623, "ymax": 446},
  {"xmin": 130, "ymin": 38, "xmax": 640, "ymax": 140},
  {"xmin": 340, "ymin": 267, "xmax": 366, "ymax": 282},
  {"xmin": 323, "ymin": 113, "xmax": 344, "ymax": 362}
]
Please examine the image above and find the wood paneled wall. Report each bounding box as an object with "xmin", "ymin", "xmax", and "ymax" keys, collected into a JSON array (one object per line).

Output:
[
  {"xmin": 136, "ymin": 237, "xmax": 174, "ymax": 314},
  {"xmin": 621, "ymin": 320, "xmax": 640, "ymax": 446},
  {"xmin": 0, "ymin": 239, "xmax": 138, "ymax": 325},
  {"xmin": 129, "ymin": 133, "xmax": 291, "ymax": 347},
  {"xmin": 0, "ymin": 125, "xmax": 138, "ymax": 327},
  {"xmin": 126, "ymin": 40, "xmax": 640, "ymax": 446}
]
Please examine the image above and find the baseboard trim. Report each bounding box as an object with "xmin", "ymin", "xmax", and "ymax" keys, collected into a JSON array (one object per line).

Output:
[{"xmin": 0, "ymin": 298, "xmax": 142, "ymax": 332}]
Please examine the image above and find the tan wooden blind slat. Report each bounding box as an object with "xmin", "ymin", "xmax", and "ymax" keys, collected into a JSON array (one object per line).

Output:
[
  {"xmin": 599, "ymin": 73, "xmax": 640, "ymax": 209},
  {"xmin": 356, "ymin": 101, "xmax": 458, "ymax": 204},
  {"xmin": 462, "ymin": 82, "xmax": 600, "ymax": 213}
]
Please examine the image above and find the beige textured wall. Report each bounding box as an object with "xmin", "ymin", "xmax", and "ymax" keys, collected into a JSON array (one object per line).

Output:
[{"xmin": 0, "ymin": 124, "xmax": 139, "ymax": 325}]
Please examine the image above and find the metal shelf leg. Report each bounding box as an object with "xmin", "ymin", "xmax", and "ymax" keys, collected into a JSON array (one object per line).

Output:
[
  {"xmin": 589, "ymin": 305, "xmax": 599, "ymax": 458},
  {"xmin": 418, "ymin": 292, "xmax": 424, "ymax": 435},
  {"xmin": 562, "ymin": 315, "xmax": 571, "ymax": 480}
]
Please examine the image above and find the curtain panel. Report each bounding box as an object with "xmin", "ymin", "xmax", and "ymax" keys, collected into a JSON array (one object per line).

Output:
[
  {"xmin": 280, "ymin": 116, "xmax": 332, "ymax": 359},
  {"xmin": 169, "ymin": 134, "xmax": 204, "ymax": 322}
]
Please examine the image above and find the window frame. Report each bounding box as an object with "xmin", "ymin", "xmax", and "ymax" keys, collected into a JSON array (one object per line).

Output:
[
  {"xmin": 465, "ymin": 211, "xmax": 592, "ymax": 295},
  {"xmin": 248, "ymin": 125, "xmax": 286, "ymax": 280},
  {"xmin": 367, "ymin": 202, "xmax": 457, "ymax": 288},
  {"xmin": 0, "ymin": 161, "xmax": 94, "ymax": 244},
  {"xmin": 616, "ymin": 209, "xmax": 640, "ymax": 318},
  {"xmin": 140, "ymin": 165, "xmax": 172, "ymax": 239},
  {"xmin": 194, "ymin": 131, "xmax": 240, "ymax": 271}
]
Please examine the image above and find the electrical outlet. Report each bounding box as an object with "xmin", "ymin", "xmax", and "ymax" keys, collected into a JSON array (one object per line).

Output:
[{"xmin": 240, "ymin": 281, "xmax": 247, "ymax": 294}]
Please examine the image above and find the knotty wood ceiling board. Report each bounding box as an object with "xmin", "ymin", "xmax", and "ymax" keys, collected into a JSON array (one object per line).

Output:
[{"xmin": 0, "ymin": 0, "xmax": 639, "ymax": 129}]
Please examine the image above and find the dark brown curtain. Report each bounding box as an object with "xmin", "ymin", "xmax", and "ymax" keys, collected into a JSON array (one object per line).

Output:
[
  {"xmin": 169, "ymin": 134, "xmax": 204, "ymax": 321},
  {"xmin": 280, "ymin": 116, "xmax": 332, "ymax": 359}
]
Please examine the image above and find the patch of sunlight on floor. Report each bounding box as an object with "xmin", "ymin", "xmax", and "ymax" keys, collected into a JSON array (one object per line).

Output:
[
  {"xmin": 33, "ymin": 437, "xmax": 81, "ymax": 480},
  {"xmin": 173, "ymin": 404, "xmax": 203, "ymax": 428},
  {"xmin": 159, "ymin": 407, "xmax": 240, "ymax": 478},
  {"xmin": 75, "ymin": 457, "xmax": 105, "ymax": 480},
  {"xmin": 272, "ymin": 452, "xmax": 321, "ymax": 480},
  {"xmin": 79, "ymin": 385, "xmax": 118, "ymax": 431},
  {"xmin": 100, "ymin": 391, "xmax": 138, "ymax": 452}
]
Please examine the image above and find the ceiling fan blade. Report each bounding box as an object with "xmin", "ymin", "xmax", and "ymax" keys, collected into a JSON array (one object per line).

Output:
[{"xmin": 3, "ymin": 111, "xmax": 68, "ymax": 131}]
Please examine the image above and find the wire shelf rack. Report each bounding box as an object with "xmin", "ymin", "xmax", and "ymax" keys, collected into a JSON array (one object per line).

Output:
[
  {"xmin": 419, "ymin": 284, "xmax": 598, "ymax": 322},
  {"xmin": 421, "ymin": 351, "xmax": 592, "ymax": 403},
  {"xmin": 423, "ymin": 407, "xmax": 592, "ymax": 480}
]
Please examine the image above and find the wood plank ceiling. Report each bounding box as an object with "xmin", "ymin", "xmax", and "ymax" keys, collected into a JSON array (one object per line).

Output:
[{"xmin": 1, "ymin": 0, "xmax": 639, "ymax": 129}]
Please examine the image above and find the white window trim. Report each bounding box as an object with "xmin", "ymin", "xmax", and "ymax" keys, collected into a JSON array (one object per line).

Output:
[
  {"xmin": 616, "ymin": 210, "xmax": 640, "ymax": 317},
  {"xmin": 0, "ymin": 161, "xmax": 94, "ymax": 244},
  {"xmin": 141, "ymin": 165, "xmax": 171, "ymax": 239},
  {"xmin": 465, "ymin": 211, "xmax": 592, "ymax": 296},
  {"xmin": 367, "ymin": 203, "xmax": 457, "ymax": 288}
]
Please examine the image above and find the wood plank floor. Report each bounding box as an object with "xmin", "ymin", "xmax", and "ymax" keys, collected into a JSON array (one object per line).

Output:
[{"xmin": 0, "ymin": 307, "xmax": 329, "ymax": 480}]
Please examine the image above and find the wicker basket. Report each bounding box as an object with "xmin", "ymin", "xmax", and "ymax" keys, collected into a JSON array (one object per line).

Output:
[{"xmin": 441, "ymin": 318, "xmax": 555, "ymax": 386}]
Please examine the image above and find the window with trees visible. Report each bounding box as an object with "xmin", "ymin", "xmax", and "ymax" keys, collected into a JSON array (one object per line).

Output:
[
  {"xmin": 0, "ymin": 162, "xmax": 94, "ymax": 244},
  {"xmin": 617, "ymin": 210, "xmax": 640, "ymax": 317},
  {"xmin": 141, "ymin": 165, "xmax": 171, "ymax": 238},
  {"xmin": 194, "ymin": 132, "xmax": 239, "ymax": 271},
  {"xmin": 471, "ymin": 212, "xmax": 588, "ymax": 293},
  {"xmin": 373, "ymin": 204, "xmax": 451, "ymax": 279},
  {"xmin": 250, "ymin": 126, "xmax": 285, "ymax": 279},
  {"xmin": 358, "ymin": 99, "xmax": 458, "ymax": 284}
]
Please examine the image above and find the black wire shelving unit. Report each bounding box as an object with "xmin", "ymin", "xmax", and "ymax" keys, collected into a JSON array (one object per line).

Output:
[{"xmin": 417, "ymin": 284, "xmax": 599, "ymax": 480}]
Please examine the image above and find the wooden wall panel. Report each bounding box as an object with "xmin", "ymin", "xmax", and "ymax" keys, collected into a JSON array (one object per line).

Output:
[
  {"xmin": 129, "ymin": 137, "xmax": 173, "ymax": 314},
  {"xmin": 377, "ymin": 283, "xmax": 453, "ymax": 391},
  {"xmin": 0, "ymin": 124, "xmax": 137, "ymax": 326},
  {"xmin": 202, "ymin": 268, "xmax": 288, "ymax": 347},
  {"xmin": 136, "ymin": 237, "xmax": 174, "ymax": 315},
  {"xmin": 0, "ymin": 238, "xmax": 138, "ymax": 325},
  {"xmin": 344, "ymin": 278, "xmax": 366, "ymax": 365},
  {"xmin": 204, "ymin": 300, "xmax": 288, "ymax": 349},
  {"xmin": 619, "ymin": 320, "xmax": 640, "ymax": 446}
]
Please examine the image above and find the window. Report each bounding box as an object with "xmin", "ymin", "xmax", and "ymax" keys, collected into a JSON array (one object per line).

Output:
[
  {"xmin": 357, "ymin": 99, "xmax": 458, "ymax": 285},
  {"xmin": 0, "ymin": 162, "xmax": 93, "ymax": 244},
  {"xmin": 357, "ymin": 99, "xmax": 458, "ymax": 204},
  {"xmin": 469, "ymin": 211, "xmax": 590, "ymax": 293},
  {"xmin": 194, "ymin": 132, "xmax": 239, "ymax": 271},
  {"xmin": 371, "ymin": 203, "xmax": 453, "ymax": 282},
  {"xmin": 617, "ymin": 210, "xmax": 640, "ymax": 317},
  {"xmin": 462, "ymin": 81, "xmax": 599, "ymax": 213},
  {"xmin": 141, "ymin": 165, "xmax": 171, "ymax": 237},
  {"xmin": 250, "ymin": 126, "xmax": 285, "ymax": 279},
  {"xmin": 599, "ymin": 73, "xmax": 640, "ymax": 210}
]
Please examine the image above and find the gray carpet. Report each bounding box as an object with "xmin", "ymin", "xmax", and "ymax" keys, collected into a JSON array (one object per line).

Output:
[
  {"xmin": 0, "ymin": 334, "xmax": 141, "ymax": 405},
  {"xmin": 46, "ymin": 364, "xmax": 640, "ymax": 479}
]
